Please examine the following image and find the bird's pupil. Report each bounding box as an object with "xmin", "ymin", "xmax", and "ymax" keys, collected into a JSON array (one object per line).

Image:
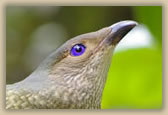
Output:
[{"xmin": 75, "ymin": 46, "xmax": 82, "ymax": 52}]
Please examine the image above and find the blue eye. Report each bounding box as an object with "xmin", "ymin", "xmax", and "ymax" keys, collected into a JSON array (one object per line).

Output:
[{"xmin": 71, "ymin": 44, "xmax": 86, "ymax": 56}]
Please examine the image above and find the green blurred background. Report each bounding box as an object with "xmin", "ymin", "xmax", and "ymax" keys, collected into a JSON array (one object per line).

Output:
[{"xmin": 6, "ymin": 6, "xmax": 162, "ymax": 109}]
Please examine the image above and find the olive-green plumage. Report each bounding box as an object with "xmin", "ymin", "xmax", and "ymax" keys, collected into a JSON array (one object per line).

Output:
[{"xmin": 6, "ymin": 21, "xmax": 137, "ymax": 109}]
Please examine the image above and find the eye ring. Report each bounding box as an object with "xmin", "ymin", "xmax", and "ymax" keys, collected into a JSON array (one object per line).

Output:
[{"xmin": 70, "ymin": 44, "xmax": 86, "ymax": 56}]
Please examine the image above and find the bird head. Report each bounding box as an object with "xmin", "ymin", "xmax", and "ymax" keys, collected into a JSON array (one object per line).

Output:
[
  {"xmin": 41, "ymin": 21, "xmax": 137, "ymax": 83},
  {"xmin": 24, "ymin": 21, "xmax": 137, "ymax": 108}
]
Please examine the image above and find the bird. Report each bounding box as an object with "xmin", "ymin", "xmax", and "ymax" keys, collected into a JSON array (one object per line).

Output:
[{"xmin": 6, "ymin": 20, "xmax": 137, "ymax": 109}]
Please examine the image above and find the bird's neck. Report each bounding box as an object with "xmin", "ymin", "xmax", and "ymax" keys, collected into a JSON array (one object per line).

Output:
[{"xmin": 46, "ymin": 52, "xmax": 113, "ymax": 109}]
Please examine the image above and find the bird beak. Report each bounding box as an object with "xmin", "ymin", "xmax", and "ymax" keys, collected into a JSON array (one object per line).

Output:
[{"xmin": 105, "ymin": 20, "xmax": 138, "ymax": 45}]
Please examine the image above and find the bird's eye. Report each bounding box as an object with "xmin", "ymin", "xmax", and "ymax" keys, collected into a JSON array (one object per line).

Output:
[{"xmin": 70, "ymin": 44, "xmax": 86, "ymax": 56}]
